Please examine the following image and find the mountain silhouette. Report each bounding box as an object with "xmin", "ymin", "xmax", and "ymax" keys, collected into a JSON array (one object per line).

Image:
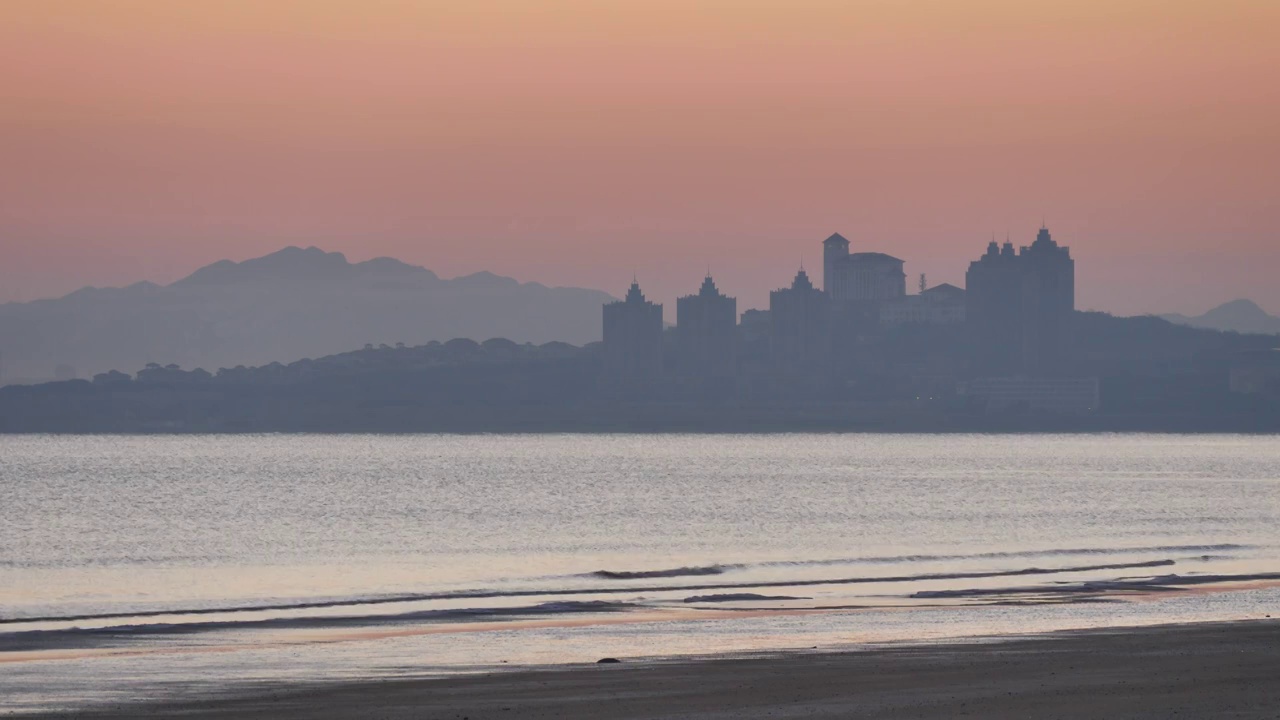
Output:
[
  {"xmin": 0, "ymin": 247, "xmax": 615, "ymax": 383},
  {"xmin": 1161, "ymin": 299, "xmax": 1280, "ymax": 335}
]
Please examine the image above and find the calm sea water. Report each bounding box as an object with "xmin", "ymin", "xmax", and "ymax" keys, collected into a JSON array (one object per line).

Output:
[{"xmin": 2, "ymin": 434, "xmax": 1279, "ymax": 713}]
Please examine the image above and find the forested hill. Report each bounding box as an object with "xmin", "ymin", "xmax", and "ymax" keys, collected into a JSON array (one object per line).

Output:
[{"xmin": 1, "ymin": 311, "xmax": 1276, "ymax": 434}]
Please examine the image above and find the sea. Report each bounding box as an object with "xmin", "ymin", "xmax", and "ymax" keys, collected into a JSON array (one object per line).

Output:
[{"xmin": 2, "ymin": 433, "xmax": 1278, "ymax": 714}]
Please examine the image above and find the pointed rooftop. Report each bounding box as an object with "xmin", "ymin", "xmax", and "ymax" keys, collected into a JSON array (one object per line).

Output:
[
  {"xmin": 624, "ymin": 280, "xmax": 647, "ymax": 303},
  {"xmin": 698, "ymin": 275, "xmax": 720, "ymax": 297},
  {"xmin": 823, "ymin": 232, "xmax": 850, "ymax": 246},
  {"xmin": 1032, "ymin": 226, "xmax": 1057, "ymax": 248}
]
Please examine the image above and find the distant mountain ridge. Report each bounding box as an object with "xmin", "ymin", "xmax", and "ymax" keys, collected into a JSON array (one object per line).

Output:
[
  {"xmin": 1161, "ymin": 299, "xmax": 1280, "ymax": 335},
  {"xmin": 0, "ymin": 247, "xmax": 615, "ymax": 383}
]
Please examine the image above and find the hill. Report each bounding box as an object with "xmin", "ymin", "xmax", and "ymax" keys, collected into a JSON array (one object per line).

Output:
[
  {"xmin": 0, "ymin": 247, "xmax": 615, "ymax": 383},
  {"xmin": 1161, "ymin": 299, "xmax": 1280, "ymax": 335},
  {"xmin": 2, "ymin": 311, "xmax": 1277, "ymax": 433}
]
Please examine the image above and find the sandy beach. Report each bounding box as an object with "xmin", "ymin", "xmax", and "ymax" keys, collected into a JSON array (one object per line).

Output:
[{"xmin": 23, "ymin": 620, "xmax": 1278, "ymax": 719}]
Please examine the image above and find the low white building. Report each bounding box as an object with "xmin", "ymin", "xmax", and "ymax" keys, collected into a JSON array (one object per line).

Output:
[{"xmin": 880, "ymin": 284, "xmax": 966, "ymax": 326}]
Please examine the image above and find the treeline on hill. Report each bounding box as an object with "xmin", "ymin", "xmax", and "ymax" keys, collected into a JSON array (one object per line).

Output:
[{"xmin": 0, "ymin": 313, "xmax": 1277, "ymax": 432}]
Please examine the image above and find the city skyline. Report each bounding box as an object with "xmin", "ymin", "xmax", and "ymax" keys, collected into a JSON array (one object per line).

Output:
[
  {"xmin": 5, "ymin": 4, "xmax": 1280, "ymax": 718},
  {"xmin": 3, "ymin": 1, "xmax": 1279, "ymax": 314},
  {"xmin": 1, "ymin": 221, "xmax": 1274, "ymax": 323},
  {"xmin": 4, "ymin": 225, "xmax": 1276, "ymax": 325}
]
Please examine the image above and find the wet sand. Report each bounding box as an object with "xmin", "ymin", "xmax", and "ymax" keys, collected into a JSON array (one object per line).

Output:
[{"xmin": 28, "ymin": 620, "xmax": 1280, "ymax": 719}]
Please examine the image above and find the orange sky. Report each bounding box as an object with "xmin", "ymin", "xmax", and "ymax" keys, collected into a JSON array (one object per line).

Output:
[{"xmin": 2, "ymin": 0, "xmax": 1277, "ymax": 315}]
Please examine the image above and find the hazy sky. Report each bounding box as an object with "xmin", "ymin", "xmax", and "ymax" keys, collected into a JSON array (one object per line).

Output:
[{"xmin": 2, "ymin": 0, "xmax": 1277, "ymax": 315}]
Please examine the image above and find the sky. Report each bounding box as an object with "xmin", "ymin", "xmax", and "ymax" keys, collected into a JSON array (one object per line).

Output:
[{"xmin": 2, "ymin": 0, "xmax": 1278, "ymax": 316}]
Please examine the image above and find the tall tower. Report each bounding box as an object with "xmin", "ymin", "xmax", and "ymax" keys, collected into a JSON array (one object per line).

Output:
[
  {"xmin": 676, "ymin": 275, "xmax": 738, "ymax": 382},
  {"xmin": 965, "ymin": 227, "xmax": 1075, "ymax": 376},
  {"xmin": 1019, "ymin": 226, "xmax": 1075, "ymax": 373},
  {"xmin": 602, "ymin": 281, "xmax": 664, "ymax": 386},
  {"xmin": 769, "ymin": 268, "xmax": 832, "ymax": 381},
  {"xmin": 822, "ymin": 233, "xmax": 850, "ymax": 294},
  {"xmin": 966, "ymin": 239, "xmax": 1024, "ymax": 375}
]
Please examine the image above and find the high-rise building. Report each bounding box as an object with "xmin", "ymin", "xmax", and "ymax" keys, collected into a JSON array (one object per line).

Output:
[
  {"xmin": 602, "ymin": 280, "xmax": 664, "ymax": 384},
  {"xmin": 676, "ymin": 275, "xmax": 737, "ymax": 381},
  {"xmin": 821, "ymin": 233, "xmax": 907, "ymax": 303},
  {"xmin": 965, "ymin": 238, "xmax": 1023, "ymax": 374},
  {"xmin": 769, "ymin": 268, "xmax": 831, "ymax": 379},
  {"xmin": 965, "ymin": 227, "xmax": 1075, "ymax": 375}
]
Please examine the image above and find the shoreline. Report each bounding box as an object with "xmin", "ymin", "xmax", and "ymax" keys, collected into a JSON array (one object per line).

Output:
[
  {"xmin": 4, "ymin": 394, "xmax": 1278, "ymax": 435},
  {"xmin": 5, "ymin": 425, "xmax": 1280, "ymax": 435},
  {"xmin": 18, "ymin": 619, "xmax": 1280, "ymax": 719}
]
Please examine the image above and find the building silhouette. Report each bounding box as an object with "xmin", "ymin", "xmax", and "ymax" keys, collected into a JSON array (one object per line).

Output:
[
  {"xmin": 769, "ymin": 268, "xmax": 831, "ymax": 380},
  {"xmin": 739, "ymin": 309, "xmax": 770, "ymax": 346},
  {"xmin": 676, "ymin": 275, "xmax": 737, "ymax": 382},
  {"xmin": 965, "ymin": 227, "xmax": 1075, "ymax": 375},
  {"xmin": 880, "ymin": 283, "xmax": 967, "ymax": 326},
  {"xmin": 602, "ymin": 280, "xmax": 664, "ymax": 385},
  {"xmin": 822, "ymin": 233, "xmax": 907, "ymax": 303}
]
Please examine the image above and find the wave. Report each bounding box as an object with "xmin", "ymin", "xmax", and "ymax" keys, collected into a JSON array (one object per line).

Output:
[
  {"xmin": 752, "ymin": 543, "xmax": 1251, "ymax": 569},
  {"xmin": 0, "ymin": 554, "xmax": 223, "ymax": 570},
  {"xmin": 911, "ymin": 571, "xmax": 1280, "ymax": 600},
  {"xmin": 0, "ymin": 601, "xmax": 631, "ymax": 653},
  {"xmin": 683, "ymin": 594, "xmax": 808, "ymax": 603},
  {"xmin": 2, "ymin": 559, "xmax": 1177, "ymax": 627},
  {"xmin": 4, "ymin": 541, "xmax": 1243, "ymax": 578},
  {"xmin": 16, "ymin": 566, "xmax": 1271, "ymax": 654},
  {"xmin": 9, "ymin": 569, "xmax": 1274, "ymax": 654},
  {"xmin": 583, "ymin": 544, "xmax": 1250, "ymax": 582},
  {"xmin": 590, "ymin": 565, "xmax": 738, "ymax": 580}
]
